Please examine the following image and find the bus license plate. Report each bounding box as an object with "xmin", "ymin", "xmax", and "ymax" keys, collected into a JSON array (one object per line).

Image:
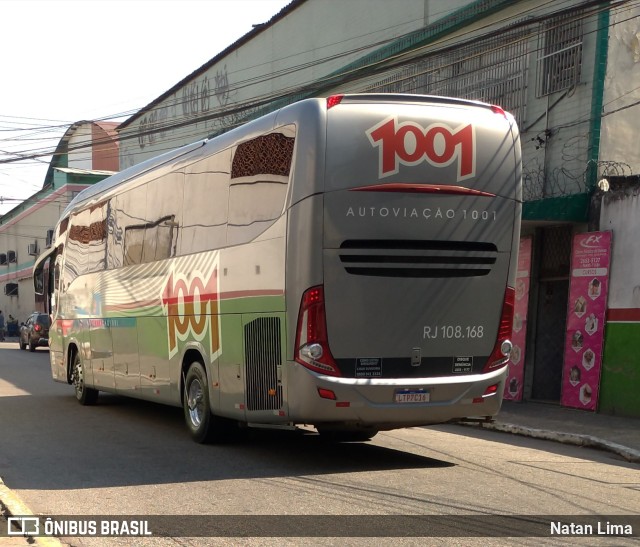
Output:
[{"xmin": 394, "ymin": 389, "xmax": 429, "ymax": 403}]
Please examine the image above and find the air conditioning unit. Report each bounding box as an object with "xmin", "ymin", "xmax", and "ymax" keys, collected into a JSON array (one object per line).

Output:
[
  {"xmin": 7, "ymin": 250, "xmax": 16, "ymax": 263},
  {"xmin": 0, "ymin": 254, "xmax": 6, "ymax": 266},
  {"xmin": 4, "ymin": 283, "xmax": 18, "ymax": 296},
  {"xmin": 45, "ymin": 229, "xmax": 54, "ymax": 248},
  {"xmin": 28, "ymin": 242, "xmax": 39, "ymax": 256}
]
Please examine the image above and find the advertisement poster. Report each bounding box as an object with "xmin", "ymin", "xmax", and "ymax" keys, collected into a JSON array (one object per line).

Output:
[
  {"xmin": 504, "ymin": 236, "xmax": 532, "ymax": 401},
  {"xmin": 561, "ymin": 231, "xmax": 612, "ymax": 410}
]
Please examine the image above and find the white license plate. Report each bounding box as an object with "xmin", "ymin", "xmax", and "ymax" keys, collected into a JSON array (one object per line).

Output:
[{"xmin": 394, "ymin": 390, "xmax": 430, "ymax": 403}]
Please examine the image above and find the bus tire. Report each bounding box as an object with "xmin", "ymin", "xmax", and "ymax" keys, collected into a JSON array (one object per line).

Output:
[
  {"xmin": 71, "ymin": 352, "xmax": 99, "ymax": 405},
  {"xmin": 183, "ymin": 361, "xmax": 234, "ymax": 444},
  {"xmin": 316, "ymin": 428, "xmax": 378, "ymax": 442}
]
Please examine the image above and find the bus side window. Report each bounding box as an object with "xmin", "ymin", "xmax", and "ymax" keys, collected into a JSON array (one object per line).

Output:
[
  {"xmin": 181, "ymin": 148, "xmax": 231, "ymax": 255},
  {"xmin": 34, "ymin": 261, "xmax": 45, "ymax": 295},
  {"xmin": 144, "ymin": 170, "xmax": 184, "ymax": 261},
  {"xmin": 119, "ymin": 185, "xmax": 149, "ymax": 266},
  {"xmin": 88, "ymin": 202, "xmax": 107, "ymax": 273},
  {"xmin": 227, "ymin": 127, "xmax": 295, "ymax": 246},
  {"xmin": 66, "ymin": 203, "xmax": 107, "ymax": 280},
  {"xmin": 66, "ymin": 209, "xmax": 91, "ymax": 284},
  {"xmin": 51, "ymin": 254, "xmax": 63, "ymax": 317},
  {"xmin": 106, "ymin": 197, "xmax": 122, "ymax": 269}
]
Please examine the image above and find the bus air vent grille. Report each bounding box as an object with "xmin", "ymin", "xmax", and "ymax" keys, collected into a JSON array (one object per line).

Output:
[
  {"xmin": 338, "ymin": 239, "xmax": 498, "ymax": 278},
  {"xmin": 244, "ymin": 316, "xmax": 283, "ymax": 411}
]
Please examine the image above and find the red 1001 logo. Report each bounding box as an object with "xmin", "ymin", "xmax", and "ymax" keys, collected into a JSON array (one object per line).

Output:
[
  {"xmin": 366, "ymin": 117, "xmax": 475, "ymax": 181},
  {"xmin": 162, "ymin": 263, "xmax": 220, "ymax": 361}
]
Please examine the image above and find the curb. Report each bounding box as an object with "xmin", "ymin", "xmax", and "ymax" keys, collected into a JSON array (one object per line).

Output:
[
  {"xmin": 465, "ymin": 422, "xmax": 640, "ymax": 464},
  {"xmin": 0, "ymin": 478, "xmax": 64, "ymax": 547}
]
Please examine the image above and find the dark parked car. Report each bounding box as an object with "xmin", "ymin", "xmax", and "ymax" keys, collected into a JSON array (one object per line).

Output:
[{"xmin": 19, "ymin": 313, "xmax": 50, "ymax": 352}]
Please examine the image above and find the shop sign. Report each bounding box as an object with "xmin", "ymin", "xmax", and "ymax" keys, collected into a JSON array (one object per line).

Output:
[{"xmin": 561, "ymin": 231, "xmax": 612, "ymax": 410}]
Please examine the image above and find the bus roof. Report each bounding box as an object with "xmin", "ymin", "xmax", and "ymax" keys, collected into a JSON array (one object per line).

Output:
[{"xmin": 61, "ymin": 139, "xmax": 207, "ymax": 219}]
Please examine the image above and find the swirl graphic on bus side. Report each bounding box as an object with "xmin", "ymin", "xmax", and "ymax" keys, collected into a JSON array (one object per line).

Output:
[{"xmin": 161, "ymin": 259, "xmax": 221, "ymax": 362}]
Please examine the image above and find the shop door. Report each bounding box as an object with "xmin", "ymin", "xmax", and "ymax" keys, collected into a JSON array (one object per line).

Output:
[{"xmin": 531, "ymin": 226, "xmax": 572, "ymax": 402}]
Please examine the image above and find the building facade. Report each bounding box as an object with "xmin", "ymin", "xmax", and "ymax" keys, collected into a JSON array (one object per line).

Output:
[
  {"xmin": 595, "ymin": 6, "xmax": 640, "ymax": 416},
  {"xmin": 0, "ymin": 121, "xmax": 118, "ymax": 323}
]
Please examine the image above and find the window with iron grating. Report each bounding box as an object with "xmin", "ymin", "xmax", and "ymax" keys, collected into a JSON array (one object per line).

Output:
[
  {"xmin": 365, "ymin": 27, "xmax": 529, "ymax": 126},
  {"xmin": 536, "ymin": 11, "xmax": 583, "ymax": 97}
]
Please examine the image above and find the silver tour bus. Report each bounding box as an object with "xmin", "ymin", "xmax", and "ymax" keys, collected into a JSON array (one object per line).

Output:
[{"xmin": 34, "ymin": 94, "xmax": 522, "ymax": 443}]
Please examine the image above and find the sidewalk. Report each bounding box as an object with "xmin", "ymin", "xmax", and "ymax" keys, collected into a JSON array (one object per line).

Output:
[
  {"xmin": 467, "ymin": 399, "xmax": 640, "ymax": 464},
  {"xmin": 1, "ymin": 479, "xmax": 63, "ymax": 547}
]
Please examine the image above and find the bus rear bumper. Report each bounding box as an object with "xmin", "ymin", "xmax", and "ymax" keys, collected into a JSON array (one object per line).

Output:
[{"xmin": 286, "ymin": 364, "xmax": 508, "ymax": 430}]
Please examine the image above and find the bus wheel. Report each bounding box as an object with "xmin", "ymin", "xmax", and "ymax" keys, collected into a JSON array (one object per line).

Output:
[
  {"xmin": 183, "ymin": 361, "xmax": 237, "ymax": 443},
  {"xmin": 71, "ymin": 352, "xmax": 98, "ymax": 405},
  {"xmin": 316, "ymin": 428, "xmax": 378, "ymax": 442},
  {"xmin": 182, "ymin": 361, "xmax": 219, "ymax": 443}
]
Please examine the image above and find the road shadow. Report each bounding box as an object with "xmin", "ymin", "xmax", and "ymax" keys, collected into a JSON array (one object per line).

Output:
[{"xmin": 0, "ymin": 392, "xmax": 455, "ymax": 491}]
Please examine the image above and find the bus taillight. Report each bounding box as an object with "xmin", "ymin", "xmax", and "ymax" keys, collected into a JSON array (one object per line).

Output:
[
  {"xmin": 295, "ymin": 285, "xmax": 341, "ymax": 377},
  {"xmin": 326, "ymin": 95, "xmax": 344, "ymax": 109},
  {"xmin": 490, "ymin": 104, "xmax": 507, "ymax": 117},
  {"xmin": 483, "ymin": 287, "xmax": 515, "ymax": 372}
]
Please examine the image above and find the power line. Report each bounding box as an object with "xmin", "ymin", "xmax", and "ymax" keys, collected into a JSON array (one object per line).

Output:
[
  {"xmin": 0, "ymin": 0, "xmax": 638, "ymax": 174},
  {"xmin": 0, "ymin": 0, "xmax": 579, "ymax": 161}
]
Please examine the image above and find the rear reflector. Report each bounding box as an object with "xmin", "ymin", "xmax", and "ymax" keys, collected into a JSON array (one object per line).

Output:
[
  {"xmin": 483, "ymin": 383, "xmax": 499, "ymax": 397},
  {"xmin": 317, "ymin": 388, "xmax": 337, "ymax": 400},
  {"xmin": 473, "ymin": 383, "xmax": 500, "ymax": 404}
]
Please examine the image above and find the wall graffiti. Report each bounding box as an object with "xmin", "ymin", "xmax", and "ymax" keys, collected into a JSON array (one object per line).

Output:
[
  {"xmin": 213, "ymin": 66, "xmax": 230, "ymax": 107},
  {"xmin": 182, "ymin": 80, "xmax": 201, "ymax": 118},
  {"xmin": 130, "ymin": 63, "xmax": 263, "ymax": 160},
  {"xmin": 138, "ymin": 103, "xmax": 172, "ymax": 149}
]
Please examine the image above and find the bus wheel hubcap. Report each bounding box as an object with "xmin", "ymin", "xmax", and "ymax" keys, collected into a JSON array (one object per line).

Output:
[
  {"xmin": 188, "ymin": 380, "xmax": 204, "ymax": 427},
  {"xmin": 74, "ymin": 362, "xmax": 84, "ymax": 398}
]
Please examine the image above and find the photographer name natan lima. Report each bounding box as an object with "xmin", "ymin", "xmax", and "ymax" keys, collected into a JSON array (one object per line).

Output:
[{"xmin": 550, "ymin": 520, "xmax": 634, "ymax": 536}]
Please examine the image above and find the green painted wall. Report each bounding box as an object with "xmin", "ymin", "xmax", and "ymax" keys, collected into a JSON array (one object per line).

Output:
[
  {"xmin": 599, "ymin": 323, "xmax": 640, "ymax": 417},
  {"xmin": 523, "ymin": 193, "xmax": 590, "ymax": 222}
]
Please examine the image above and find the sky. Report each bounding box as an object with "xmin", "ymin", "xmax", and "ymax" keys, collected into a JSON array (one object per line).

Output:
[{"xmin": 0, "ymin": 0, "xmax": 292, "ymax": 214}]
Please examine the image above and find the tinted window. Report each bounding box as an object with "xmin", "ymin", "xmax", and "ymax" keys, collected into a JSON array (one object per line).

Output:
[
  {"xmin": 146, "ymin": 170, "xmax": 183, "ymax": 261},
  {"xmin": 37, "ymin": 314, "xmax": 50, "ymax": 327},
  {"xmin": 181, "ymin": 148, "xmax": 231, "ymax": 255},
  {"xmin": 65, "ymin": 202, "xmax": 108, "ymax": 279},
  {"xmin": 65, "ymin": 208, "xmax": 91, "ymax": 284},
  {"xmin": 88, "ymin": 202, "xmax": 107, "ymax": 273},
  {"xmin": 227, "ymin": 126, "xmax": 295, "ymax": 246},
  {"xmin": 122, "ymin": 185, "xmax": 148, "ymax": 266}
]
